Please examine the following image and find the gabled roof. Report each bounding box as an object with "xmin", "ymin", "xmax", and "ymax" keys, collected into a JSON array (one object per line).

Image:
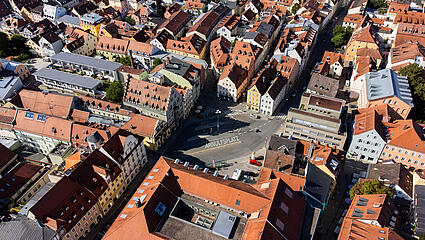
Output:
[
  {"xmin": 218, "ymin": 14, "xmax": 240, "ymax": 30},
  {"xmin": 158, "ymin": 10, "xmax": 191, "ymax": 35},
  {"xmin": 120, "ymin": 114, "xmax": 158, "ymax": 138},
  {"xmin": 391, "ymin": 41, "xmax": 425, "ymax": 65},
  {"xmin": 210, "ymin": 36, "xmax": 231, "ymax": 69},
  {"xmin": 96, "ymin": 36, "xmax": 129, "ymax": 54},
  {"xmin": 338, "ymin": 219, "xmax": 404, "ymax": 240},
  {"xmin": 385, "ymin": 119, "xmax": 425, "ymax": 153},
  {"xmin": 127, "ymin": 41, "xmax": 155, "ymax": 55},
  {"xmin": 0, "ymin": 162, "xmax": 42, "ymax": 200},
  {"xmin": 105, "ymin": 156, "xmax": 306, "ymax": 240},
  {"xmin": 321, "ymin": 51, "xmax": 344, "ymax": 66},
  {"xmin": 187, "ymin": 10, "xmax": 220, "ymax": 39},
  {"xmin": 11, "ymin": 89, "xmax": 75, "ymax": 119},
  {"xmin": 166, "ymin": 34, "xmax": 206, "ymax": 56},
  {"xmin": 14, "ymin": 110, "xmax": 72, "ymax": 142},
  {"xmin": 266, "ymin": 75, "xmax": 287, "ymax": 100},
  {"xmin": 368, "ymin": 162, "xmax": 413, "ymax": 198},
  {"xmin": 219, "ymin": 64, "xmax": 248, "ymax": 88},
  {"xmin": 124, "ymin": 78, "xmax": 173, "ymax": 113},
  {"xmin": 307, "ymin": 73, "xmax": 339, "ymax": 98},
  {"xmin": 349, "ymin": 25, "xmax": 379, "ymax": 44}
]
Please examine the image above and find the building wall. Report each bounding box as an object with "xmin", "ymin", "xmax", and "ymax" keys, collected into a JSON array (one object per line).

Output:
[
  {"xmin": 98, "ymin": 173, "xmax": 126, "ymax": 215},
  {"xmin": 367, "ymin": 96, "xmax": 412, "ymax": 119},
  {"xmin": 347, "ymin": 130, "xmax": 386, "ymax": 163},
  {"xmin": 35, "ymin": 75, "xmax": 96, "ymax": 96},
  {"xmin": 63, "ymin": 204, "xmax": 102, "ymax": 240},
  {"xmin": 217, "ymin": 78, "xmax": 237, "ymax": 102},
  {"xmin": 380, "ymin": 145, "xmax": 425, "ymax": 170},
  {"xmin": 80, "ymin": 22, "xmax": 101, "ymax": 37},
  {"xmin": 14, "ymin": 130, "xmax": 69, "ymax": 154},
  {"xmin": 247, "ymin": 86, "xmax": 261, "ymax": 111}
]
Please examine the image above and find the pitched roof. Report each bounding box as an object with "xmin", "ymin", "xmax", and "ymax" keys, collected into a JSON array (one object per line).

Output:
[
  {"xmin": 166, "ymin": 34, "xmax": 206, "ymax": 56},
  {"xmin": 0, "ymin": 143, "xmax": 16, "ymax": 170},
  {"xmin": 219, "ymin": 64, "xmax": 248, "ymax": 88},
  {"xmin": 266, "ymin": 75, "xmax": 287, "ymax": 100},
  {"xmin": 0, "ymin": 107, "xmax": 17, "ymax": 130},
  {"xmin": 158, "ymin": 10, "xmax": 191, "ymax": 35},
  {"xmin": 14, "ymin": 110, "xmax": 72, "ymax": 142},
  {"xmin": 210, "ymin": 36, "xmax": 230, "ymax": 69},
  {"xmin": 127, "ymin": 41, "xmax": 155, "ymax": 55},
  {"xmin": 307, "ymin": 93, "xmax": 344, "ymax": 112},
  {"xmin": 0, "ymin": 162, "xmax": 43, "ymax": 200},
  {"xmin": 0, "ymin": 215, "xmax": 57, "ymax": 240},
  {"xmin": 187, "ymin": 10, "xmax": 220, "ymax": 39},
  {"xmin": 96, "ymin": 36, "xmax": 129, "ymax": 54},
  {"xmin": 105, "ymin": 156, "xmax": 306, "ymax": 240},
  {"xmin": 338, "ymin": 219, "xmax": 404, "ymax": 240},
  {"xmin": 11, "ymin": 89, "xmax": 75, "ymax": 119},
  {"xmin": 307, "ymin": 73, "xmax": 339, "ymax": 97},
  {"xmin": 368, "ymin": 162, "xmax": 413, "ymax": 198},
  {"xmin": 100, "ymin": 129, "xmax": 141, "ymax": 165},
  {"xmin": 357, "ymin": 47, "xmax": 382, "ymax": 60},
  {"xmin": 124, "ymin": 78, "xmax": 173, "ymax": 113},
  {"xmin": 29, "ymin": 176, "xmax": 98, "ymax": 232},
  {"xmin": 120, "ymin": 114, "xmax": 158, "ymax": 138},
  {"xmin": 385, "ymin": 119, "xmax": 425, "ymax": 153},
  {"xmin": 71, "ymin": 123, "xmax": 110, "ymax": 148},
  {"xmin": 391, "ymin": 41, "xmax": 425, "ymax": 65},
  {"xmin": 79, "ymin": 95, "xmax": 132, "ymax": 117},
  {"xmin": 353, "ymin": 109, "xmax": 387, "ymax": 140},
  {"xmin": 395, "ymin": 23, "xmax": 425, "ymax": 47},
  {"xmin": 321, "ymin": 51, "xmax": 344, "ymax": 66},
  {"xmin": 218, "ymin": 14, "xmax": 240, "ymax": 30},
  {"xmin": 349, "ymin": 25, "xmax": 379, "ymax": 44}
]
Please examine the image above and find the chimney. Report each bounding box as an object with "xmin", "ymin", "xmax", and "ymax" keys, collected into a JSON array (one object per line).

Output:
[
  {"xmin": 193, "ymin": 165, "xmax": 199, "ymax": 170},
  {"xmin": 213, "ymin": 170, "xmax": 219, "ymax": 177},
  {"xmin": 223, "ymin": 174, "xmax": 229, "ymax": 180},
  {"xmin": 184, "ymin": 161, "xmax": 189, "ymax": 167},
  {"xmin": 174, "ymin": 159, "xmax": 180, "ymax": 164},
  {"xmin": 203, "ymin": 168, "xmax": 209, "ymax": 173}
]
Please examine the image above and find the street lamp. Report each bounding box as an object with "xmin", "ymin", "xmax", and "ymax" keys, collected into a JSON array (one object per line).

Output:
[{"xmin": 216, "ymin": 109, "xmax": 221, "ymax": 134}]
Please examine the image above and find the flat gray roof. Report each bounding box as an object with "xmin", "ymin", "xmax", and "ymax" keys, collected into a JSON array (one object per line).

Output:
[
  {"xmin": 34, "ymin": 68, "xmax": 101, "ymax": 89},
  {"xmin": 57, "ymin": 15, "xmax": 79, "ymax": 26},
  {"xmin": 212, "ymin": 211, "xmax": 237, "ymax": 239},
  {"xmin": 51, "ymin": 52, "xmax": 122, "ymax": 71}
]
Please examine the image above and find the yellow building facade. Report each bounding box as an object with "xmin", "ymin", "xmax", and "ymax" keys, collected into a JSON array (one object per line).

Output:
[
  {"xmin": 247, "ymin": 86, "xmax": 261, "ymax": 111},
  {"xmin": 345, "ymin": 40, "xmax": 379, "ymax": 63},
  {"xmin": 97, "ymin": 172, "xmax": 126, "ymax": 215}
]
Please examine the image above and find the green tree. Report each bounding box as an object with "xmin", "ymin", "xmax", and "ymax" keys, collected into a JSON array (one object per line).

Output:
[
  {"xmin": 349, "ymin": 179, "xmax": 393, "ymax": 200},
  {"xmin": 119, "ymin": 56, "xmax": 132, "ymax": 66},
  {"xmin": 399, "ymin": 63, "xmax": 425, "ymax": 119},
  {"xmin": 291, "ymin": 3, "xmax": 300, "ymax": 14},
  {"xmin": 331, "ymin": 34, "xmax": 346, "ymax": 48},
  {"xmin": 10, "ymin": 34, "xmax": 26, "ymax": 51},
  {"xmin": 419, "ymin": 234, "xmax": 425, "ymax": 240},
  {"xmin": 331, "ymin": 26, "xmax": 353, "ymax": 48},
  {"xmin": 0, "ymin": 32, "xmax": 10, "ymax": 56},
  {"xmin": 125, "ymin": 16, "xmax": 136, "ymax": 25},
  {"xmin": 106, "ymin": 81, "xmax": 124, "ymax": 103},
  {"xmin": 151, "ymin": 58, "xmax": 163, "ymax": 69},
  {"xmin": 368, "ymin": 0, "xmax": 387, "ymax": 9}
]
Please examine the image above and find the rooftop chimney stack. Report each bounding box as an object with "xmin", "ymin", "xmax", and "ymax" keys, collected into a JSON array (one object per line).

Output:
[{"xmin": 184, "ymin": 161, "xmax": 189, "ymax": 167}]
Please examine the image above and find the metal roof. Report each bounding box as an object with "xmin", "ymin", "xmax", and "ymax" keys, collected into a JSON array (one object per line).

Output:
[
  {"xmin": 0, "ymin": 215, "xmax": 57, "ymax": 240},
  {"xmin": 366, "ymin": 68, "xmax": 413, "ymax": 106},
  {"xmin": 211, "ymin": 210, "xmax": 238, "ymax": 238},
  {"xmin": 57, "ymin": 15, "xmax": 79, "ymax": 26},
  {"xmin": 34, "ymin": 68, "xmax": 101, "ymax": 89},
  {"xmin": 51, "ymin": 52, "xmax": 122, "ymax": 71}
]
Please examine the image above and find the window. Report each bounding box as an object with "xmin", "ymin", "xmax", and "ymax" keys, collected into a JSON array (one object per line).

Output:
[
  {"xmin": 382, "ymin": 152, "xmax": 386, "ymax": 156},
  {"xmin": 401, "ymin": 157, "xmax": 405, "ymax": 161},
  {"xmin": 412, "ymin": 153, "xmax": 416, "ymax": 156},
  {"xmin": 280, "ymin": 202, "xmax": 289, "ymax": 214},
  {"xmin": 236, "ymin": 199, "xmax": 241, "ymax": 206},
  {"xmin": 285, "ymin": 187, "xmax": 293, "ymax": 198},
  {"xmin": 391, "ymin": 148, "xmax": 395, "ymax": 151},
  {"xmin": 385, "ymin": 146, "xmax": 389, "ymax": 149},
  {"xmin": 276, "ymin": 218, "xmax": 285, "ymax": 231},
  {"xmin": 388, "ymin": 154, "xmax": 392, "ymax": 157},
  {"xmin": 415, "ymin": 161, "xmax": 419, "ymax": 164},
  {"xmin": 408, "ymin": 159, "xmax": 412, "ymax": 163}
]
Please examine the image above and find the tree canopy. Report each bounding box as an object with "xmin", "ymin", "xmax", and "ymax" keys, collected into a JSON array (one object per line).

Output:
[
  {"xmin": 124, "ymin": 16, "xmax": 135, "ymax": 25},
  {"xmin": 291, "ymin": 3, "xmax": 301, "ymax": 14},
  {"xmin": 151, "ymin": 58, "xmax": 163, "ymax": 70},
  {"xmin": 349, "ymin": 179, "xmax": 393, "ymax": 200},
  {"xmin": 399, "ymin": 63, "xmax": 425, "ymax": 120},
  {"xmin": 368, "ymin": 0, "xmax": 387, "ymax": 9},
  {"xmin": 119, "ymin": 56, "xmax": 132, "ymax": 66},
  {"xmin": 331, "ymin": 26, "xmax": 353, "ymax": 48},
  {"xmin": 106, "ymin": 81, "xmax": 124, "ymax": 103}
]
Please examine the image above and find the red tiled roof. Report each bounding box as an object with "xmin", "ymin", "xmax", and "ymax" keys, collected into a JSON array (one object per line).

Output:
[
  {"xmin": 120, "ymin": 114, "xmax": 158, "ymax": 138},
  {"xmin": 14, "ymin": 110, "xmax": 72, "ymax": 142}
]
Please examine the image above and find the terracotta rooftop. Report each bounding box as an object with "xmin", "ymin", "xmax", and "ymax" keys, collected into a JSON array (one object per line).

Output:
[
  {"xmin": 79, "ymin": 96, "xmax": 132, "ymax": 117},
  {"xmin": 385, "ymin": 120, "xmax": 425, "ymax": 153},
  {"xmin": 218, "ymin": 14, "xmax": 240, "ymax": 30},
  {"xmin": 14, "ymin": 110, "xmax": 72, "ymax": 142},
  {"xmin": 388, "ymin": 2, "xmax": 409, "ymax": 14},
  {"xmin": 0, "ymin": 162, "xmax": 42, "ymax": 200},
  {"xmin": 187, "ymin": 10, "xmax": 220, "ymax": 39},
  {"xmin": 307, "ymin": 94, "xmax": 344, "ymax": 112},
  {"xmin": 71, "ymin": 123, "xmax": 110, "ymax": 148},
  {"xmin": 124, "ymin": 78, "xmax": 173, "ymax": 113},
  {"xmin": 338, "ymin": 219, "xmax": 404, "ymax": 240},
  {"xmin": 166, "ymin": 33, "xmax": 206, "ymax": 56},
  {"xmin": 349, "ymin": 25, "xmax": 379, "ymax": 44},
  {"xmin": 219, "ymin": 64, "xmax": 248, "ymax": 88},
  {"xmin": 210, "ymin": 36, "xmax": 231, "ymax": 69},
  {"xmin": 307, "ymin": 73, "xmax": 340, "ymax": 98},
  {"xmin": 343, "ymin": 13, "xmax": 363, "ymax": 24},
  {"xmin": 11, "ymin": 89, "xmax": 75, "ymax": 119},
  {"xmin": 391, "ymin": 41, "xmax": 425, "ymax": 65},
  {"xmin": 120, "ymin": 114, "xmax": 158, "ymax": 138},
  {"xmin": 345, "ymin": 194, "xmax": 400, "ymax": 229},
  {"xmin": 96, "ymin": 36, "xmax": 129, "ymax": 54},
  {"xmin": 105, "ymin": 157, "xmax": 306, "ymax": 240},
  {"xmin": 158, "ymin": 10, "xmax": 191, "ymax": 35},
  {"xmin": 395, "ymin": 23, "xmax": 425, "ymax": 47},
  {"xmin": 0, "ymin": 107, "xmax": 17, "ymax": 130}
]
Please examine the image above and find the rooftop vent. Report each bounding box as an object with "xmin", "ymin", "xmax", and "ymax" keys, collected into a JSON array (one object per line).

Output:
[
  {"xmin": 184, "ymin": 161, "xmax": 189, "ymax": 167},
  {"xmin": 223, "ymin": 174, "xmax": 229, "ymax": 180},
  {"xmin": 214, "ymin": 170, "xmax": 219, "ymax": 177},
  {"xmin": 174, "ymin": 159, "xmax": 180, "ymax": 164},
  {"xmin": 203, "ymin": 168, "xmax": 209, "ymax": 173},
  {"xmin": 193, "ymin": 165, "xmax": 199, "ymax": 170}
]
